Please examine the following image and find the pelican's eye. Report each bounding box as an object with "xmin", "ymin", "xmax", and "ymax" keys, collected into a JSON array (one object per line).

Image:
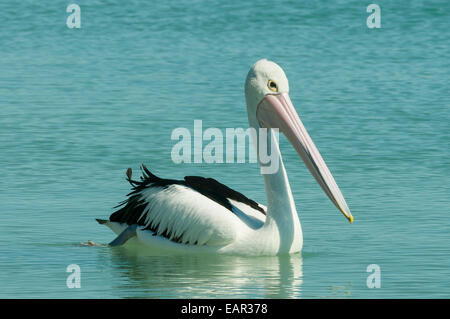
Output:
[{"xmin": 267, "ymin": 80, "xmax": 278, "ymax": 92}]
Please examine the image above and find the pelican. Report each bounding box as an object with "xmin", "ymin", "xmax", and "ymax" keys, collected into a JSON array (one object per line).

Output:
[{"xmin": 96, "ymin": 59, "xmax": 353, "ymax": 256}]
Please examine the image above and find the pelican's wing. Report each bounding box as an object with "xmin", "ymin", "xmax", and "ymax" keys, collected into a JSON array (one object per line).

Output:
[
  {"xmin": 107, "ymin": 165, "xmax": 266, "ymax": 246},
  {"xmin": 183, "ymin": 176, "xmax": 266, "ymax": 228},
  {"xmin": 183, "ymin": 176, "xmax": 266, "ymax": 215}
]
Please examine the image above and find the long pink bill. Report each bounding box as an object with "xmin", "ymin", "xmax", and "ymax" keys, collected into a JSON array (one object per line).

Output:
[{"xmin": 256, "ymin": 93, "xmax": 353, "ymax": 223}]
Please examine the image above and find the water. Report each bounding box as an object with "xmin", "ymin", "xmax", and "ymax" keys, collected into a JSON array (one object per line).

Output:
[{"xmin": 0, "ymin": 0, "xmax": 449, "ymax": 298}]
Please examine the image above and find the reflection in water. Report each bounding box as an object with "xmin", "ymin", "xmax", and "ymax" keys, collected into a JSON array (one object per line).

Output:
[{"xmin": 103, "ymin": 248, "xmax": 303, "ymax": 298}]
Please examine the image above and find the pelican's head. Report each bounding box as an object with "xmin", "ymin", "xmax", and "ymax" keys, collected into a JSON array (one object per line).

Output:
[{"xmin": 245, "ymin": 59, "xmax": 353, "ymax": 223}]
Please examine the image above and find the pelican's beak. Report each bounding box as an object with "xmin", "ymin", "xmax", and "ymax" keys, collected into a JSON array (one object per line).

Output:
[{"xmin": 257, "ymin": 93, "xmax": 353, "ymax": 223}]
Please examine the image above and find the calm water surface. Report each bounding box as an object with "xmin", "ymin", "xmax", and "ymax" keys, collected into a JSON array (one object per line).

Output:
[{"xmin": 0, "ymin": 0, "xmax": 449, "ymax": 298}]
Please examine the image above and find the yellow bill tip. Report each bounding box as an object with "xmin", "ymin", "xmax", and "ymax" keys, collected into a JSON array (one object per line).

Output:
[
  {"xmin": 348, "ymin": 214, "xmax": 354, "ymax": 224},
  {"xmin": 339, "ymin": 207, "xmax": 354, "ymax": 224}
]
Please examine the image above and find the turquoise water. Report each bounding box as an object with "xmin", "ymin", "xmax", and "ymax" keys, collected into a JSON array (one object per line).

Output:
[{"xmin": 1, "ymin": 0, "xmax": 449, "ymax": 298}]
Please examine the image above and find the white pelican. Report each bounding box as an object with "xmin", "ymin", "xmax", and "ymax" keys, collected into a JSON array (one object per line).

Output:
[{"xmin": 96, "ymin": 59, "xmax": 353, "ymax": 256}]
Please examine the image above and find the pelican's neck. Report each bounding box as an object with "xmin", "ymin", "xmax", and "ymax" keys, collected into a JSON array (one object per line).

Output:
[
  {"xmin": 248, "ymin": 115, "xmax": 302, "ymax": 252},
  {"xmin": 259, "ymin": 129, "xmax": 299, "ymax": 224}
]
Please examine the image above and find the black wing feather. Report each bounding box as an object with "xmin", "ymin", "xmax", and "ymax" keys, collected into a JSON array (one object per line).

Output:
[
  {"xmin": 184, "ymin": 176, "xmax": 266, "ymax": 215},
  {"xmin": 109, "ymin": 165, "xmax": 266, "ymax": 234}
]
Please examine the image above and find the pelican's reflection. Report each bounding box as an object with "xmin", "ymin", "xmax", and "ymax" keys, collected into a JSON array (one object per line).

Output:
[{"xmin": 104, "ymin": 247, "xmax": 303, "ymax": 298}]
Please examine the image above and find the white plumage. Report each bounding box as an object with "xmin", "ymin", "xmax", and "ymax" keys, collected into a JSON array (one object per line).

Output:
[
  {"xmin": 138, "ymin": 184, "xmax": 239, "ymax": 246},
  {"xmin": 101, "ymin": 182, "xmax": 271, "ymax": 255}
]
